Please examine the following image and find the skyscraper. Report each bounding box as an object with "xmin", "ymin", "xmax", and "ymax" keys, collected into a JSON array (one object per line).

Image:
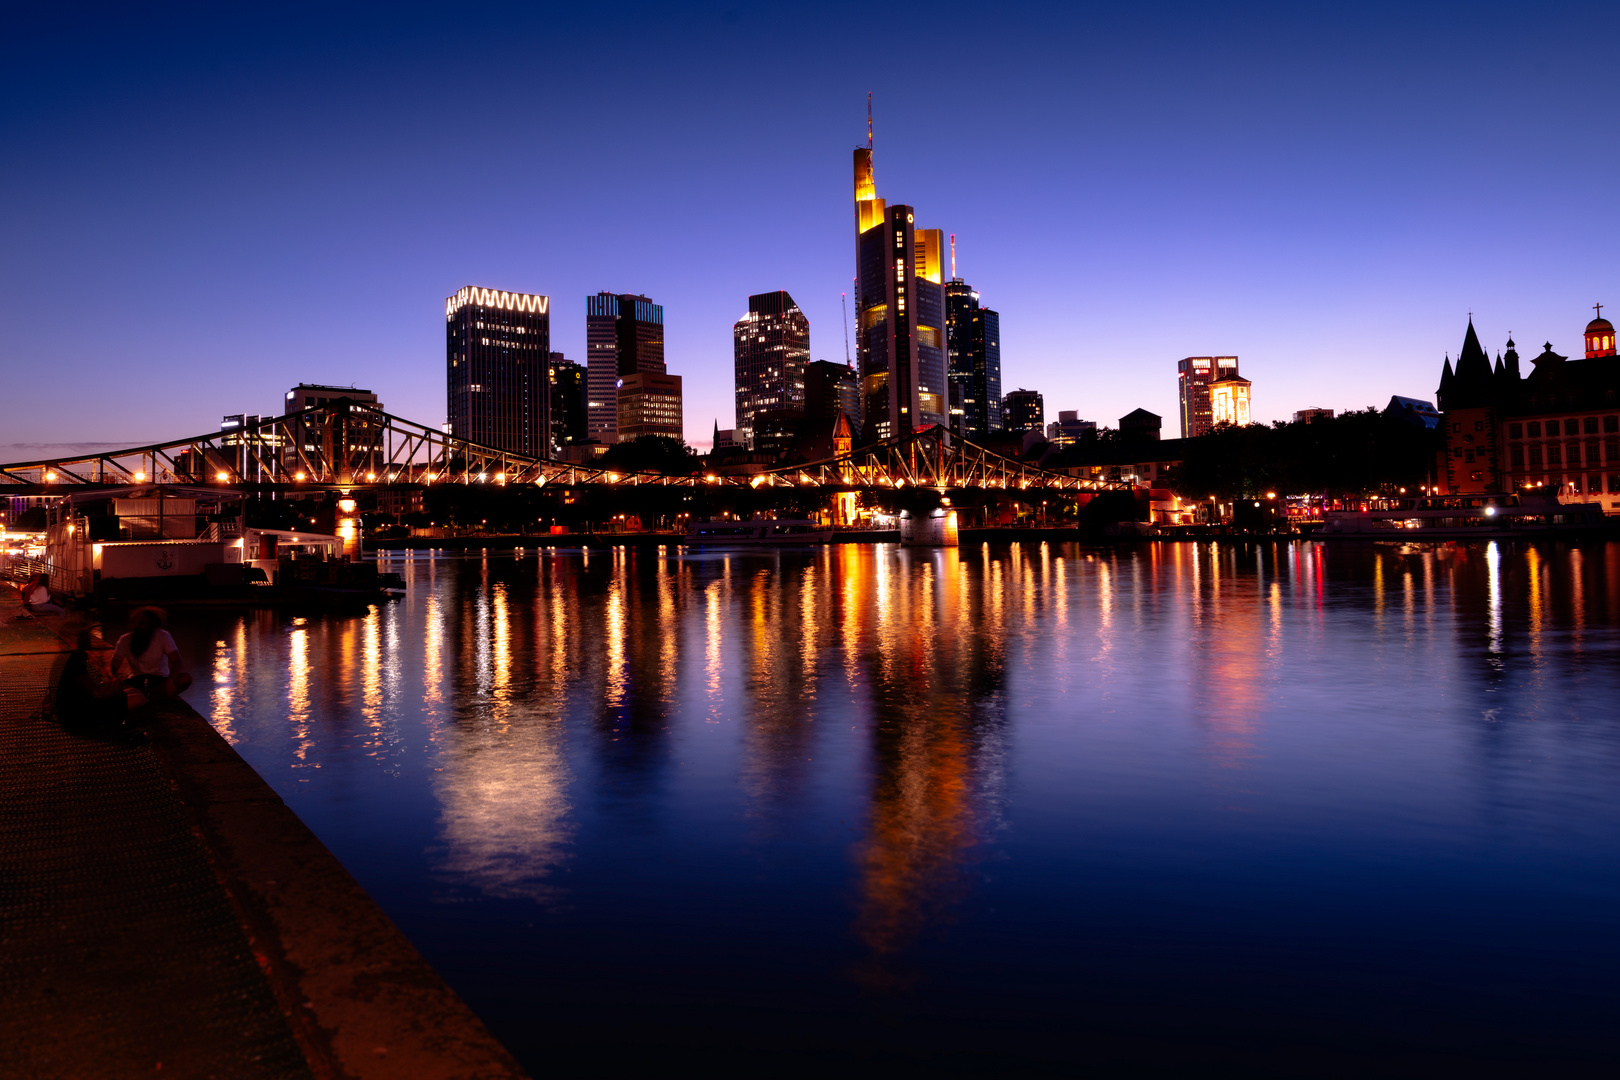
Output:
[
  {"xmin": 548, "ymin": 353, "xmax": 587, "ymax": 451},
  {"xmin": 1177, "ymin": 356, "xmax": 1239, "ymax": 438},
  {"xmin": 853, "ymin": 142, "xmax": 948, "ymax": 440},
  {"xmin": 281, "ymin": 383, "xmax": 382, "ymax": 473},
  {"xmin": 733, "ymin": 291, "xmax": 809, "ymax": 449},
  {"xmin": 586, "ymin": 292, "xmax": 664, "ymax": 443},
  {"xmin": 803, "ymin": 360, "xmax": 860, "ymax": 430},
  {"xmin": 445, "ymin": 286, "xmax": 550, "ymax": 454},
  {"xmin": 1003, "ymin": 388, "xmax": 1045, "ymax": 434},
  {"xmin": 944, "ymin": 259, "xmax": 1004, "ymax": 440}
]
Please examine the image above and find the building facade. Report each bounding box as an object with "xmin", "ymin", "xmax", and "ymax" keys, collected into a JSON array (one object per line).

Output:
[
  {"xmin": 1438, "ymin": 313, "xmax": 1620, "ymax": 506},
  {"xmin": 280, "ymin": 383, "xmax": 381, "ymax": 474},
  {"xmin": 803, "ymin": 360, "xmax": 860, "ymax": 433},
  {"xmin": 733, "ymin": 291, "xmax": 809, "ymax": 449},
  {"xmin": 549, "ymin": 354, "xmax": 588, "ymax": 452},
  {"xmin": 586, "ymin": 292, "xmax": 664, "ymax": 443},
  {"xmin": 1003, "ymin": 388, "xmax": 1045, "ymax": 434},
  {"xmin": 1210, "ymin": 374, "xmax": 1252, "ymax": 427},
  {"xmin": 616, "ymin": 371, "xmax": 684, "ymax": 443},
  {"xmin": 445, "ymin": 286, "xmax": 550, "ymax": 455},
  {"xmin": 944, "ymin": 277, "xmax": 1004, "ymax": 441},
  {"xmin": 220, "ymin": 415, "xmax": 281, "ymax": 482},
  {"xmin": 853, "ymin": 146, "xmax": 949, "ymax": 440},
  {"xmin": 1178, "ymin": 356, "xmax": 1239, "ymax": 438}
]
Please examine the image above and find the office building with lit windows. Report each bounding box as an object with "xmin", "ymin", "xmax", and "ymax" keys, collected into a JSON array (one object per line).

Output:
[
  {"xmin": 445, "ymin": 286, "xmax": 550, "ymax": 455},
  {"xmin": 944, "ymin": 275, "xmax": 1003, "ymax": 440},
  {"xmin": 733, "ymin": 290, "xmax": 809, "ymax": 449},
  {"xmin": 280, "ymin": 383, "xmax": 381, "ymax": 473},
  {"xmin": 1003, "ymin": 388, "xmax": 1045, "ymax": 434},
  {"xmin": 549, "ymin": 353, "xmax": 588, "ymax": 452},
  {"xmin": 616, "ymin": 371, "xmax": 684, "ymax": 443},
  {"xmin": 853, "ymin": 144, "xmax": 949, "ymax": 440},
  {"xmin": 1178, "ymin": 356, "xmax": 1239, "ymax": 439},
  {"xmin": 586, "ymin": 292, "xmax": 665, "ymax": 443}
]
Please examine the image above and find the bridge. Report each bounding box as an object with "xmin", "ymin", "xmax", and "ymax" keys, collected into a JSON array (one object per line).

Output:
[{"xmin": 0, "ymin": 400, "xmax": 1128, "ymax": 496}]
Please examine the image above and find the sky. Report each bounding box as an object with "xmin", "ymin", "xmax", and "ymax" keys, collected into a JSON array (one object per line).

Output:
[{"xmin": 3, "ymin": 1, "xmax": 1617, "ymax": 458}]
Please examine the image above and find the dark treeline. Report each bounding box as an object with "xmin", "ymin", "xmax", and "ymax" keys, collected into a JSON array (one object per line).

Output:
[{"xmin": 1170, "ymin": 409, "xmax": 1437, "ymax": 499}]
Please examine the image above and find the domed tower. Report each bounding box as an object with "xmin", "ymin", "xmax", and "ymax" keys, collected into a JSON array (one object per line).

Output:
[{"xmin": 1584, "ymin": 304, "xmax": 1614, "ymax": 358}]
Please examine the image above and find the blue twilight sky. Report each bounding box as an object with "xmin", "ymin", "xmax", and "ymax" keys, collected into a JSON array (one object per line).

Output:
[{"xmin": 2, "ymin": 1, "xmax": 1616, "ymax": 456}]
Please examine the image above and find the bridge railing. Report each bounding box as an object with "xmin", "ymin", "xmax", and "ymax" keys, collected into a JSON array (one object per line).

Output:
[{"xmin": 0, "ymin": 403, "xmax": 1130, "ymax": 495}]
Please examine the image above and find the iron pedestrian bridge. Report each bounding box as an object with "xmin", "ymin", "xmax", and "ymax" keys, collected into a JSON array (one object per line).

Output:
[{"xmin": 0, "ymin": 400, "xmax": 1128, "ymax": 496}]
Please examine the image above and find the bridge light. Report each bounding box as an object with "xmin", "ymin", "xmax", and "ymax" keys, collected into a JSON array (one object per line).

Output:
[
  {"xmin": 367, "ymin": 472, "xmax": 376, "ymax": 482},
  {"xmin": 133, "ymin": 471, "xmax": 145, "ymax": 482},
  {"xmin": 607, "ymin": 472, "xmax": 619, "ymax": 483},
  {"xmin": 425, "ymin": 472, "xmax": 436, "ymax": 482},
  {"xmin": 216, "ymin": 471, "xmax": 229, "ymax": 482},
  {"xmin": 44, "ymin": 470, "xmax": 55, "ymax": 482},
  {"xmin": 295, "ymin": 471, "xmax": 306, "ymax": 482}
]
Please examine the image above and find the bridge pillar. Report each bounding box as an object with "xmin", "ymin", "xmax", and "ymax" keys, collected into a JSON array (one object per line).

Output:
[{"xmin": 899, "ymin": 508, "xmax": 958, "ymax": 547}]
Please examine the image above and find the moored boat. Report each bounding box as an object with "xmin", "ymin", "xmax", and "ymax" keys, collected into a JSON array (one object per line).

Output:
[
  {"xmin": 684, "ymin": 519, "xmax": 833, "ymax": 544},
  {"xmin": 1316, "ymin": 492, "xmax": 1609, "ymax": 539}
]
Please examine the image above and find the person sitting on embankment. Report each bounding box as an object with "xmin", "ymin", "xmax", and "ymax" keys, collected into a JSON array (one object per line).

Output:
[
  {"xmin": 19, "ymin": 572, "xmax": 65, "ymax": 616},
  {"xmin": 110, "ymin": 606, "xmax": 192, "ymax": 704},
  {"xmin": 54, "ymin": 627, "xmax": 129, "ymax": 729}
]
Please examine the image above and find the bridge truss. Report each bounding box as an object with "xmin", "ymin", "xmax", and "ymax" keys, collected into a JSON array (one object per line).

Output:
[{"xmin": 0, "ymin": 400, "xmax": 1128, "ymax": 496}]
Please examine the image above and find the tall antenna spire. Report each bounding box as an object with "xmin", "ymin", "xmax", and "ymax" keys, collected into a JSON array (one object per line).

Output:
[
  {"xmin": 950, "ymin": 233, "xmax": 956, "ymax": 279},
  {"xmin": 842, "ymin": 292, "xmax": 851, "ymax": 365},
  {"xmin": 867, "ymin": 92, "xmax": 873, "ymax": 150}
]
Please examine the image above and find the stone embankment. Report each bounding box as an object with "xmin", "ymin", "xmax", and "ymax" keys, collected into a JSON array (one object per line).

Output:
[{"xmin": 0, "ymin": 600, "xmax": 529, "ymax": 1080}]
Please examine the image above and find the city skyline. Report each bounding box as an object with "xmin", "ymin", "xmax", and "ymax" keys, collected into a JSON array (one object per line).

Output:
[{"xmin": 4, "ymin": 3, "xmax": 1618, "ymax": 458}]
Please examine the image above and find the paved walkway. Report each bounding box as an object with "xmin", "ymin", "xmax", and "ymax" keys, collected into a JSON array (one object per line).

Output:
[
  {"xmin": 0, "ymin": 605, "xmax": 528, "ymax": 1080},
  {"xmin": 0, "ymin": 613, "xmax": 311, "ymax": 1078}
]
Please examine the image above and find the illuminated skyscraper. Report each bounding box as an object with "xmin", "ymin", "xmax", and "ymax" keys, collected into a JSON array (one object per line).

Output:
[
  {"xmin": 944, "ymin": 251, "xmax": 1004, "ymax": 441},
  {"xmin": 1178, "ymin": 356, "xmax": 1239, "ymax": 438},
  {"xmin": 586, "ymin": 292, "xmax": 664, "ymax": 443},
  {"xmin": 445, "ymin": 286, "xmax": 551, "ymax": 454},
  {"xmin": 733, "ymin": 290, "xmax": 809, "ymax": 449},
  {"xmin": 853, "ymin": 142, "xmax": 948, "ymax": 440},
  {"xmin": 548, "ymin": 353, "xmax": 587, "ymax": 451},
  {"xmin": 1003, "ymin": 388, "xmax": 1044, "ymax": 434}
]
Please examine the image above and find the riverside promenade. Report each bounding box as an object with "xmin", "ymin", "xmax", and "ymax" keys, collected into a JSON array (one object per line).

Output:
[{"xmin": 0, "ymin": 606, "xmax": 528, "ymax": 1080}]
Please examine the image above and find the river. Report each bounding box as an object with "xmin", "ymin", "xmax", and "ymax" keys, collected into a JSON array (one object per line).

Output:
[{"xmin": 161, "ymin": 540, "xmax": 1620, "ymax": 1075}]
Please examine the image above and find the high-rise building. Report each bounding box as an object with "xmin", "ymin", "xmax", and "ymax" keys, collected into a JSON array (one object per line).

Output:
[
  {"xmin": 853, "ymin": 144, "xmax": 948, "ymax": 440},
  {"xmin": 220, "ymin": 415, "xmax": 282, "ymax": 481},
  {"xmin": 616, "ymin": 371, "xmax": 683, "ymax": 443},
  {"xmin": 944, "ymin": 276, "xmax": 1003, "ymax": 440},
  {"xmin": 586, "ymin": 292, "xmax": 664, "ymax": 443},
  {"xmin": 1003, "ymin": 388, "xmax": 1045, "ymax": 433},
  {"xmin": 804, "ymin": 360, "xmax": 860, "ymax": 430},
  {"xmin": 1045, "ymin": 411, "xmax": 1096, "ymax": 446},
  {"xmin": 1177, "ymin": 356, "xmax": 1239, "ymax": 439},
  {"xmin": 280, "ymin": 383, "xmax": 381, "ymax": 473},
  {"xmin": 733, "ymin": 291, "xmax": 809, "ymax": 449},
  {"xmin": 548, "ymin": 353, "xmax": 588, "ymax": 451},
  {"xmin": 445, "ymin": 286, "xmax": 551, "ymax": 454}
]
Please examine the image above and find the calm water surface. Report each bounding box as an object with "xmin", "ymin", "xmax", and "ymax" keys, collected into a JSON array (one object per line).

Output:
[{"xmin": 167, "ymin": 541, "xmax": 1620, "ymax": 1075}]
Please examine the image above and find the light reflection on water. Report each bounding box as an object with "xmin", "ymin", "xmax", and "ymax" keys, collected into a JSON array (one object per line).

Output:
[{"xmin": 167, "ymin": 541, "xmax": 1620, "ymax": 1073}]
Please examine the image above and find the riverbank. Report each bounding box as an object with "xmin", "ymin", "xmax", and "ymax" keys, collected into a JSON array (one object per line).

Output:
[
  {"xmin": 367, "ymin": 526, "xmax": 1312, "ymax": 551},
  {"xmin": 0, "ymin": 606, "xmax": 528, "ymax": 1079}
]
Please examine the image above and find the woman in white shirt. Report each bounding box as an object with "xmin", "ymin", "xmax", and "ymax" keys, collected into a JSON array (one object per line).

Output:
[
  {"xmin": 21, "ymin": 573, "xmax": 64, "ymax": 615},
  {"xmin": 111, "ymin": 607, "xmax": 192, "ymax": 700}
]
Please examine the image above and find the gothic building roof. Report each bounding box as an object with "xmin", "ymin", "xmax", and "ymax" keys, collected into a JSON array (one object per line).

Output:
[{"xmin": 1437, "ymin": 317, "xmax": 1620, "ymax": 417}]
